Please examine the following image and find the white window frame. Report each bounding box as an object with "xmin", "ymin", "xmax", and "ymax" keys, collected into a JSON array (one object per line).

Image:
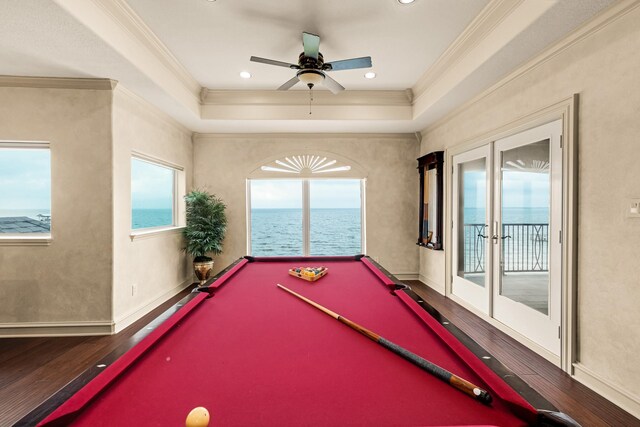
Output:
[
  {"xmin": 129, "ymin": 152, "xmax": 185, "ymax": 240},
  {"xmin": 0, "ymin": 141, "xmax": 52, "ymax": 246},
  {"xmin": 246, "ymin": 177, "xmax": 366, "ymax": 256}
]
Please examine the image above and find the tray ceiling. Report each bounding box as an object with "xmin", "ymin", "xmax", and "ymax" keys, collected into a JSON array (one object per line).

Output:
[{"xmin": 0, "ymin": 0, "xmax": 619, "ymax": 133}]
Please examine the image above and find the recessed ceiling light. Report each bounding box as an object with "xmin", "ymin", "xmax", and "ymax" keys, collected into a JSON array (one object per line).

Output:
[
  {"xmin": 364, "ymin": 72, "xmax": 376, "ymax": 79},
  {"xmin": 397, "ymin": 0, "xmax": 415, "ymax": 4},
  {"xmin": 240, "ymin": 71, "xmax": 252, "ymax": 79}
]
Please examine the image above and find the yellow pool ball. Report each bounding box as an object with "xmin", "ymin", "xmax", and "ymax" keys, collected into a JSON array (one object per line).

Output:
[{"xmin": 186, "ymin": 407, "xmax": 210, "ymax": 427}]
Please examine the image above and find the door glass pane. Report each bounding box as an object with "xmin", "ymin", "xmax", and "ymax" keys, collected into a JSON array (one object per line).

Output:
[
  {"xmin": 457, "ymin": 159, "xmax": 487, "ymax": 287},
  {"xmin": 500, "ymin": 140, "xmax": 550, "ymax": 315},
  {"xmin": 310, "ymin": 180, "xmax": 361, "ymax": 255},
  {"xmin": 250, "ymin": 180, "xmax": 302, "ymax": 256}
]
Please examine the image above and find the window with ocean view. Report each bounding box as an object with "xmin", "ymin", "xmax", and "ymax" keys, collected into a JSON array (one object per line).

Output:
[
  {"xmin": 0, "ymin": 143, "xmax": 51, "ymax": 235},
  {"xmin": 131, "ymin": 157, "xmax": 175, "ymax": 230},
  {"xmin": 249, "ymin": 179, "xmax": 363, "ymax": 256},
  {"xmin": 310, "ymin": 180, "xmax": 361, "ymax": 255},
  {"xmin": 250, "ymin": 180, "xmax": 303, "ymax": 256}
]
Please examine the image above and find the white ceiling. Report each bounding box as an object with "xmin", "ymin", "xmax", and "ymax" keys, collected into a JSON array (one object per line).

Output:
[
  {"xmin": 125, "ymin": 0, "xmax": 488, "ymax": 91},
  {"xmin": 0, "ymin": 0, "xmax": 618, "ymax": 134}
]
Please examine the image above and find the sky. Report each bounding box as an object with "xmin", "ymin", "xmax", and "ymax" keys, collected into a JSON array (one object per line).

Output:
[
  {"xmin": 251, "ymin": 179, "xmax": 361, "ymax": 209},
  {"xmin": 131, "ymin": 158, "xmax": 174, "ymax": 209},
  {"xmin": 0, "ymin": 149, "xmax": 51, "ymax": 210}
]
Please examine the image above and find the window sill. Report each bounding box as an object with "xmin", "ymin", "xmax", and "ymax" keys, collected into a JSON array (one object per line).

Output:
[
  {"xmin": 129, "ymin": 226, "xmax": 185, "ymax": 241},
  {"xmin": 0, "ymin": 235, "xmax": 52, "ymax": 246}
]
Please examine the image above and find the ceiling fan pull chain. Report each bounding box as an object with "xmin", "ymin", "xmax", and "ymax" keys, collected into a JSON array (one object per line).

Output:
[{"xmin": 309, "ymin": 88, "xmax": 313, "ymax": 115}]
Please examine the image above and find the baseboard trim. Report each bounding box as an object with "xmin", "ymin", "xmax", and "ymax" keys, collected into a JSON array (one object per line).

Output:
[
  {"xmin": 573, "ymin": 362, "xmax": 640, "ymax": 419},
  {"xmin": 0, "ymin": 321, "xmax": 114, "ymax": 337},
  {"xmin": 393, "ymin": 272, "xmax": 419, "ymax": 280},
  {"xmin": 417, "ymin": 274, "xmax": 445, "ymax": 295},
  {"xmin": 113, "ymin": 277, "xmax": 193, "ymax": 333}
]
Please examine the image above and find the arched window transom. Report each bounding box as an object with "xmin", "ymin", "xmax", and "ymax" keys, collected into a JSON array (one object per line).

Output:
[{"xmin": 261, "ymin": 155, "xmax": 351, "ymax": 175}]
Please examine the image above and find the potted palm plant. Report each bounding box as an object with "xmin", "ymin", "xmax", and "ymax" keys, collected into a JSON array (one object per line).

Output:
[{"xmin": 183, "ymin": 190, "xmax": 227, "ymax": 286}]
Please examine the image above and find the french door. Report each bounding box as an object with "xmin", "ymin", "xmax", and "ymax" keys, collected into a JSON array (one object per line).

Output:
[
  {"xmin": 452, "ymin": 120, "xmax": 563, "ymax": 356},
  {"xmin": 452, "ymin": 145, "xmax": 492, "ymax": 314}
]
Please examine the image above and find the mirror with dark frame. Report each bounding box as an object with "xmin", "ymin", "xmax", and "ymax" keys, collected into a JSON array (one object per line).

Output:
[{"xmin": 417, "ymin": 151, "xmax": 444, "ymax": 250}]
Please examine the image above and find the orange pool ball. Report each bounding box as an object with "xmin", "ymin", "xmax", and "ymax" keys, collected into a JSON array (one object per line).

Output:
[{"xmin": 185, "ymin": 407, "xmax": 210, "ymax": 427}]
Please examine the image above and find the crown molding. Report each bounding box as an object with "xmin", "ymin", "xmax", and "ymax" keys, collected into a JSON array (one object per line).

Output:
[
  {"xmin": 0, "ymin": 75, "xmax": 117, "ymax": 90},
  {"xmin": 200, "ymin": 89, "xmax": 413, "ymax": 121},
  {"xmin": 201, "ymin": 90, "xmax": 412, "ymax": 106},
  {"xmin": 413, "ymin": 0, "xmax": 521, "ymax": 96},
  {"xmin": 200, "ymin": 104, "xmax": 411, "ymax": 121},
  {"xmin": 411, "ymin": 0, "xmax": 555, "ymax": 118},
  {"xmin": 193, "ymin": 132, "xmax": 416, "ymax": 141},
  {"xmin": 97, "ymin": 0, "xmax": 200, "ymax": 94},
  {"xmin": 52, "ymin": 0, "xmax": 201, "ymax": 115},
  {"xmin": 421, "ymin": 0, "xmax": 640, "ymax": 135},
  {"xmin": 115, "ymin": 85, "xmax": 192, "ymax": 136}
]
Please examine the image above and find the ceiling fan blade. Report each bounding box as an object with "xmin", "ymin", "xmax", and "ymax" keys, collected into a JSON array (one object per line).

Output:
[
  {"xmin": 325, "ymin": 56, "xmax": 372, "ymax": 71},
  {"xmin": 302, "ymin": 32, "xmax": 320, "ymax": 59},
  {"xmin": 250, "ymin": 56, "xmax": 299, "ymax": 69},
  {"xmin": 278, "ymin": 75, "xmax": 300, "ymax": 91},
  {"xmin": 322, "ymin": 73, "xmax": 345, "ymax": 94}
]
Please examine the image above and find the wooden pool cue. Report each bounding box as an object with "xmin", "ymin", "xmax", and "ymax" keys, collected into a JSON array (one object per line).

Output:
[{"xmin": 276, "ymin": 284, "xmax": 493, "ymax": 405}]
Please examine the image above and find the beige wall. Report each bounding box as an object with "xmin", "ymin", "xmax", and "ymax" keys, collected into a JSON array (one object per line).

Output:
[
  {"xmin": 419, "ymin": 6, "xmax": 640, "ymax": 407},
  {"xmin": 111, "ymin": 88, "xmax": 193, "ymax": 330},
  {"xmin": 193, "ymin": 135, "xmax": 420, "ymax": 276},
  {"xmin": 0, "ymin": 87, "xmax": 113, "ymax": 330}
]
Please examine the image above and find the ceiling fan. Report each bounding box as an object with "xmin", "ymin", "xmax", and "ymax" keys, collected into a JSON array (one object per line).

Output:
[{"xmin": 250, "ymin": 32, "xmax": 372, "ymax": 94}]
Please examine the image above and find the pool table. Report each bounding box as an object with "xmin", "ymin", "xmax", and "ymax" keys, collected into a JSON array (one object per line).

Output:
[{"xmin": 20, "ymin": 255, "xmax": 575, "ymax": 426}]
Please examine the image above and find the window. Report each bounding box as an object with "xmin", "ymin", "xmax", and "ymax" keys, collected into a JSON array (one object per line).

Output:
[
  {"xmin": 249, "ymin": 179, "xmax": 364, "ymax": 256},
  {"xmin": 0, "ymin": 142, "xmax": 51, "ymax": 236},
  {"xmin": 131, "ymin": 156, "xmax": 178, "ymax": 230},
  {"xmin": 309, "ymin": 180, "xmax": 362, "ymax": 255},
  {"xmin": 250, "ymin": 180, "xmax": 303, "ymax": 256}
]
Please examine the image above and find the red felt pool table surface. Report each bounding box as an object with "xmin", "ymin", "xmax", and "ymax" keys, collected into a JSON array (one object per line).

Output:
[{"xmin": 38, "ymin": 256, "xmax": 538, "ymax": 426}]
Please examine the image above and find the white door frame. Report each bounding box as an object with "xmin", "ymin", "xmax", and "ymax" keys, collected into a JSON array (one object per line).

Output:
[{"xmin": 444, "ymin": 96, "xmax": 578, "ymax": 371}]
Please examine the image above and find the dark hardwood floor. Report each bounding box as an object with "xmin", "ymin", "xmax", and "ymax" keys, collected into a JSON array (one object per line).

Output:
[
  {"xmin": 407, "ymin": 280, "xmax": 640, "ymax": 427},
  {"xmin": 0, "ymin": 285, "xmax": 197, "ymax": 426},
  {"xmin": 1, "ymin": 281, "xmax": 638, "ymax": 426}
]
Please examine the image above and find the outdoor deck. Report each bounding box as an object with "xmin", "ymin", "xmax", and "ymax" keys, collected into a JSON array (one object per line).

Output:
[{"xmin": 461, "ymin": 223, "xmax": 550, "ymax": 315}]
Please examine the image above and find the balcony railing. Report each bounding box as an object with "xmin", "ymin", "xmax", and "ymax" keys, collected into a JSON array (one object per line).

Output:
[{"xmin": 461, "ymin": 223, "xmax": 549, "ymax": 273}]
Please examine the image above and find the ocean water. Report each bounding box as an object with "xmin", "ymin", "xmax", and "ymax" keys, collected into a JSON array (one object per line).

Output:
[
  {"xmin": 0, "ymin": 209, "xmax": 51, "ymax": 220},
  {"xmin": 251, "ymin": 208, "xmax": 361, "ymax": 256},
  {"xmin": 132, "ymin": 209, "xmax": 173, "ymax": 229},
  {"xmin": 463, "ymin": 207, "xmax": 549, "ymax": 224},
  {"xmin": 0, "ymin": 209, "xmax": 173, "ymax": 230}
]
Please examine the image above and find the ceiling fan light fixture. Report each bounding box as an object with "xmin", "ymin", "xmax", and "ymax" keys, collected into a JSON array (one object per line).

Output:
[
  {"xmin": 297, "ymin": 70, "xmax": 324, "ymax": 88},
  {"xmin": 364, "ymin": 72, "xmax": 376, "ymax": 79},
  {"xmin": 250, "ymin": 32, "xmax": 370, "ymax": 94},
  {"xmin": 397, "ymin": 0, "xmax": 415, "ymax": 4},
  {"xmin": 239, "ymin": 71, "xmax": 252, "ymax": 79}
]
